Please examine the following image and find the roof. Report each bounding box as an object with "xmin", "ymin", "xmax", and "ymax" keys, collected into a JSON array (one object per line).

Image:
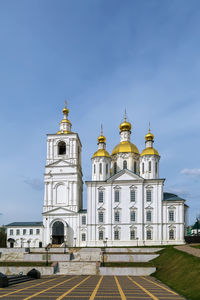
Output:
[
  {"xmin": 192, "ymin": 221, "xmax": 200, "ymax": 230},
  {"xmin": 6, "ymin": 222, "xmax": 43, "ymax": 227},
  {"xmin": 163, "ymin": 192, "xmax": 185, "ymax": 201}
]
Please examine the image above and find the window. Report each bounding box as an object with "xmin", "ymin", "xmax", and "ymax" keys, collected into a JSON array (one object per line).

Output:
[
  {"xmin": 134, "ymin": 161, "xmax": 137, "ymax": 173},
  {"xmin": 146, "ymin": 211, "xmax": 152, "ymax": 222},
  {"xmin": 99, "ymin": 212, "xmax": 104, "ymax": 223},
  {"xmin": 16, "ymin": 229, "xmax": 20, "ymax": 235},
  {"xmin": 155, "ymin": 162, "xmax": 158, "ymax": 174},
  {"xmin": 130, "ymin": 190, "xmax": 135, "ymax": 202},
  {"xmin": 30, "ymin": 229, "xmax": 33, "ymax": 235},
  {"xmin": 142, "ymin": 163, "xmax": 144, "ymax": 174},
  {"xmin": 23, "ymin": 229, "xmax": 26, "ymax": 235},
  {"xmin": 146, "ymin": 190, "xmax": 152, "ymax": 202},
  {"xmin": 99, "ymin": 230, "xmax": 103, "ymax": 240},
  {"xmin": 130, "ymin": 211, "xmax": 136, "ymax": 222},
  {"xmin": 82, "ymin": 233, "xmax": 86, "ymax": 241},
  {"xmin": 82, "ymin": 215, "xmax": 86, "ymax": 225},
  {"xmin": 169, "ymin": 229, "xmax": 175, "ymax": 240},
  {"xmin": 58, "ymin": 141, "xmax": 66, "ymax": 155},
  {"xmin": 147, "ymin": 230, "xmax": 152, "ymax": 240},
  {"xmin": 114, "ymin": 211, "xmax": 120, "ymax": 222},
  {"xmin": 169, "ymin": 211, "xmax": 174, "ymax": 222},
  {"xmin": 130, "ymin": 230, "xmax": 135, "ymax": 240},
  {"xmin": 106, "ymin": 164, "xmax": 108, "ymax": 174},
  {"xmin": 123, "ymin": 160, "xmax": 127, "ymax": 169},
  {"xmin": 149, "ymin": 161, "xmax": 151, "ymax": 172},
  {"xmin": 114, "ymin": 162, "xmax": 117, "ymax": 174},
  {"xmin": 36, "ymin": 229, "xmax": 40, "ymax": 235},
  {"xmin": 10, "ymin": 229, "xmax": 13, "ymax": 235},
  {"xmin": 94, "ymin": 164, "xmax": 96, "ymax": 174},
  {"xmin": 99, "ymin": 163, "xmax": 102, "ymax": 174},
  {"xmin": 114, "ymin": 230, "xmax": 119, "ymax": 240},
  {"xmin": 98, "ymin": 191, "xmax": 104, "ymax": 203},
  {"xmin": 114, "ymin": 190, "xmax": 119, "ymax": 202}
]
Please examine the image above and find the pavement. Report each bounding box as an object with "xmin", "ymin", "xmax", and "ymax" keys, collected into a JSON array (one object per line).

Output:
[
  {"xmin": 175, "ymin": 244, "xmax": 200, "ymax": 257},
  {"xmin": 0, "ymin": 275, "xmax": 185, "ymax": 300}
]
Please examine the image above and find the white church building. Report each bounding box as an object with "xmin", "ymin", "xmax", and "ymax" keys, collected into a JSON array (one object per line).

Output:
[{"xmin": 6, "ymin": 103, "xmax": 188, "ymax": 248}]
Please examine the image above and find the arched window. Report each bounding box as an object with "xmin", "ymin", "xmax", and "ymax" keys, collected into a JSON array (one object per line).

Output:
[
  {"xmin": 99, "ymin": 230, "xmax": 103, "ymax": 240},
  {"xmin": 155, "ymin": 162, "xmax": 158, "ymax": 174},
  {"xmin": 130, "ymin": 190, "xmax": 135, "ymax": 202},
  {"xmin": 114, "ymin": 190, "xmax": 119, "ymax": 202},
  {"xmin": 134, "ymin": 161, "xmax": 137, "ymax": 173},
  {"xmin": 123, "ymin": 160, "xmax": 127, "ymax": 169},
  {"xmin": 142, "ymin": 163, "xmax": 144, "ymax": 174},
  {"xmin": 149, "ymin": 161, "xmax": 151, "ymax": 172},
  {"xmin": 114, "ymin": 162, "xmax": 117, "ymax": 174},
  {"xmin": 58, "ymin": 141, "xmax": 66, "ymax": 155},
  {"xmin": 169, "ymin": 229, "xmax": 175, "ymax": 240},
  {"xmin": 94, "ymin": 164, "xmax": 96, "ymax": 174},
  {"xmin": 99, "ymin": 163, "xmax": 102, "ymax": 174},
  {"xmin": 106, "ymin": 164, "xmax": 108, "ymax": 174}
]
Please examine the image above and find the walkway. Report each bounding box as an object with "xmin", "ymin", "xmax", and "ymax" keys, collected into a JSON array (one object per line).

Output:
[
  {"xmin": 175, "ymin": 244, "xmax": 200, "ymax": 258},
  {"xmin": 0, "ymin": 275, "xmax": 184, "ymax": 299}
]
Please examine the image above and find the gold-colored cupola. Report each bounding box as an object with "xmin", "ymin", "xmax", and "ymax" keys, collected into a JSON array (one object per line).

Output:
[
  {"xmin": 141, "ymin": 124, "xmax": 159, "ymax": 157},
  {"xmin": 92, "ymin": 125, "xmax": 110, "ymax": 158},
  {"xmin": 119, "ymin": 110, "xmax": 132, "ymax": 132},
  {"xmin": 57, "ymin": 100, "xmax": 72, "ymax": 134}
]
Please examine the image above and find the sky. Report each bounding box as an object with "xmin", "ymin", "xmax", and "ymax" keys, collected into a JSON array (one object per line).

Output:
[{"xmin": 0, "ymin": 0, "xmax": 200, "ymax": 226}]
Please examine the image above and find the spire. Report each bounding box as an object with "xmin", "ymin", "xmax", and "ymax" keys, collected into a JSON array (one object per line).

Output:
[
  {"xmin": 124, "ymin": 109, "xmax": 127, "ymax": 122},
  {"xmin": 145, "ymin": 122, "xmax": 154, "ymax": 142},
  {"xmin": 57, "ymin": 100, "xmax": 72, "ymax": 134},
  {"xmin": 97, "ymin": 124, "xmax": 106, "ymax": 144},
  {"xmin": 119, "ymin": 110, "xmax": 131, "ymax": 133}
]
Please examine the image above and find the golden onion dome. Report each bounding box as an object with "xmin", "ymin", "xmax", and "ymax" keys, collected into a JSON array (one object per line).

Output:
[
  {"xmin": 97, "ymin": 134, "xmax": 106, "ymax": 144},
  {"xmin": 63, "ymin": 100, "xmax": 69, "ymax": 115},
  {"xmin": 92, "ymin": 149, "xmax": 110, "ymax": 158},
  {"xmin": 60, "ymin": 119, "xmax": 71, "ymax": 125},
  {"xmin": 140, "ymin": 147, "xmax": 159, "ymax": 157},
  {"xmin": 119, "ymin": 110, "xmax": 132, "ymax": 132},
  {"xmin": 145, "ymin": 131, "xmax": 154, "ymax": 141},
  {"xmin": 111, "ymin": 141, "xmax": 139, "ymax": 156}
]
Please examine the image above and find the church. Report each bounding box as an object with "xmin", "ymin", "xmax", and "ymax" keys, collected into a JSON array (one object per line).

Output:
[{"xmin": 6, "ymin": 102, "xmax": 188, "ymax": 248}]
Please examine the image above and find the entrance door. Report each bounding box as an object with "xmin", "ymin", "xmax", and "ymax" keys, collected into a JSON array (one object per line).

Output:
[{"xmin": 52, "ymin": 221, "xmax": 64, "ymax": 244}]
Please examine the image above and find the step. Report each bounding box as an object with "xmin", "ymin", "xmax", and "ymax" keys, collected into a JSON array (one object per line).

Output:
[{"xmin": 99, "ymin": 267, "xmax": 156, "ymax": 276}]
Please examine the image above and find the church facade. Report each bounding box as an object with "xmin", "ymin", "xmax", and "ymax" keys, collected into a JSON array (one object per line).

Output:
[{"xmin": 6, "ymin": 103, "xmax": 188, "ymax": 248}]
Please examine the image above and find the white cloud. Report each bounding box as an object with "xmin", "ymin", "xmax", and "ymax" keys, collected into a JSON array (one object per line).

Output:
[{"xmin": 181, "ymin": 168, "xmax": 200, "ymax": 176}]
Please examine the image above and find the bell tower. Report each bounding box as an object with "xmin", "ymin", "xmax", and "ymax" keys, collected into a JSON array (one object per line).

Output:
[{"xmin": 43, "ymin": 101, "xmax": 83, "ymax": 215}]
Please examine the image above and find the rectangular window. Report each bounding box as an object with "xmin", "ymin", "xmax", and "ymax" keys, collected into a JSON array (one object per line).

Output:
[
  {"xmin": 130, "ymin": 190, "xmax": 135, "ymax": 202},
  {"xmin": 23, "ymin": 229, "xmax": 26, "ymax": 235},
  {"xmin": 169, "ymin": 211, "xmax": 174, "ymax": 222},
  {"xmin": 99, "ymin": 231, "xmax": 103, "ymax": 240},
  {"xmin": 82, "ymin": 215, "xmax": 86, "ymax": 225},
  {"xmin": 30, "ymin": 229, "xmax": 33, "ymax": 235},
  {"xmin": 155, "ymin": 162, "xmax": 158, "ymax": 174},
  {"xmin": 147, "ymin": 230, "xmax": 152, "ymax": 240},
  {"xmin": 114, "ymin": 211, "xmax": 120, "ymax": 222},
  {"xmin": 114, "ymin": 190, "xmax": 119, "ymax": 202},
  {"xmin": 169, "ymin": 230, "xmax": 175, "ymax": 240},
  {"xmin": 142, "ymin": 163, "xmax": 144, "ymax": 174},
  {"xmin": 94, "ymin": 164, "xmax": 96, "ymax": 174},
  {"xmin": 146, "ymin": 211, "xmax": 152, "ymax": 222},
  {"xmin": 10, "ymin": 229, "xmax": 13, "ymax": 235},
  {"xmin": 36, "ymin": 229, "xmax": 40, "ymax": 235},
  {"xmin": 99, "ymin": 212, "xmax": 104, "ymax": 223},
  {"xmin": 149, "ymin": 161, "xmax": 151, "ymax": 172},
  {"xmin": 99, "ymin": 191, "xmax": 104, "ymax": 203},
  {"xmin": 114, "ymin": 230, "xmax": 119, "ymax": 240},
  {"xmin": 130, "ymin": 211, "xmax": 136, "ymax": 222},
  {"xmin": 106, "ymin": 164, "xmax": 108, "ymax": 174},
  {"xmin": 82, "ymin": 233, "xmax": 86, "ymax": 241},
  {"xmin": 16, "ymin": 229, "xmax": 20, "ymax": 235},
  {"xmin": 146, "ymin": 190, "xmax": 152, "ymax": 202},
  {"xmin": 130, "ymin": 230, "xmax": 135, "ymax": 240},
  {"xmin": 99, "ymin": 163, "xmax": 102, "ymax": 174}
]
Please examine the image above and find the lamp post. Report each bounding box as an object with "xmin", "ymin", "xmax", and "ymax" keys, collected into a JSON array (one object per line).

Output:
[
  {"xmin": 45, "ymin": 246, "xmax": 49, "ymax": 266},
  {"xmin": 74, "ymin": 237, "xmax": 77, "ymax": 248},
  {"xmin": 105, "ymin": 237, "xmax": 108, "ymax": 248},
  {"xmin": 20, "ymin": 238, "xmax": 23, "ymax": 248},
  {"xmin": 27, "ymin": 240, "xmax": 30, "ymax": 253},
  {"xmin": 64, "ymin": 237, "xmax": 67, "ymax": 254}
]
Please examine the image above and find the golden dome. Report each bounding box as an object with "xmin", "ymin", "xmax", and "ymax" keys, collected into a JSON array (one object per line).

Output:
[
  {"xmin": 111, "ymin": 141, "xmax": 139, "ymax": 156},
  {"xmin": 145, "ymin": 131, "xmax": 154, "ymax": 141},
  {"xmin": 63, "ymin": 100, "xmax": 69, "ymax": 115},
  {"xmin": 60, "ymin": 119, "xmax": 71, "ymax": 125},
  {"xmin": 119, "ymin": 110, "xmax": 132, "ymax": 132},
  {"xmin": 140, "ymin": 147, "xmax": 159, "ymax": 157},
  {"xmin": 97, "ymin": 135, "xmax": 106, "ymax": 143},
  {"xmin": 57, "ymin": 130, "xmax": 71, "ymax": 135},
  {"xmin": 92, "ymin": 149, "xmax": 110, "ymax": 158}
]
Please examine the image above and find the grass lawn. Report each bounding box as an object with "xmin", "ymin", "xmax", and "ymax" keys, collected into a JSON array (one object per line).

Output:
[{"xmin": 152, "ymin": 246, "xmax": 200, "ymax": 300}]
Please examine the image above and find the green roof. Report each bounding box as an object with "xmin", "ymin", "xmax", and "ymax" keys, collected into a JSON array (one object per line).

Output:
[
  {"xmin": 163, "ymin": 192, "xmax": 185, "ymax": 201},
  {"xmin": 6, "ymin": 222, "xmax": 43, "ymax": 227},
  {"xmin": 192, "ymin": 221, "xmax": 200, "ymax": 230}
]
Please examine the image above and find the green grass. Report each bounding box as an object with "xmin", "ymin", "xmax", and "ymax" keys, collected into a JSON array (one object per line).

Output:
[
  {"xmin": 0, "ymin": 261, "xmax": 52, "ymax": 267},
  {"xmin": 190, "ymin": 244, "xmax": 200, "ymax": 249},
  {"xmin": 151, "ymin": 246, "xmax": 200, "ymax": 300}
]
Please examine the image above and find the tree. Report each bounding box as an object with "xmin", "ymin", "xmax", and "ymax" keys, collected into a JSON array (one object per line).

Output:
[{"xmin": 0, "ymin": 226, "xmax": 7, "ymax": 247}]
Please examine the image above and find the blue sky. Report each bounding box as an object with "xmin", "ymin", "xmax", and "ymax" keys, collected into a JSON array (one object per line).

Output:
[{"xmin": 0, "ymin": 0, "xmax": 200, "ymax": 226}]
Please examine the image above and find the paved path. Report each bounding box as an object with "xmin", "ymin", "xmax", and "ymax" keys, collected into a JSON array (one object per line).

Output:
[
  {"xmin": 175, "ymin": 244, "xmax": 200, "ymax": 257},
  {"xmin": 0, "ymin": 275, "xmax": 184, "ymax": 299}
]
